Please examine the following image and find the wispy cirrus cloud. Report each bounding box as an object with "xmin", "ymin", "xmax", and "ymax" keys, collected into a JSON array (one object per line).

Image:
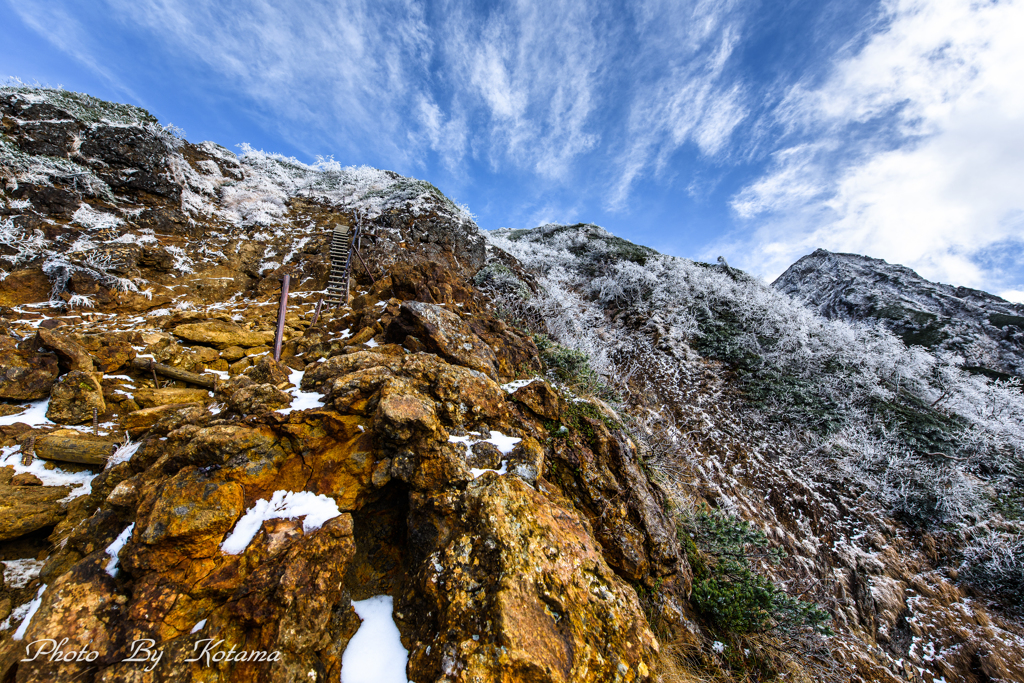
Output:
[
  {"xmin": 724, "ymin": 0, "xmax": 1024, "ymax": 299},
  {"xmin": 9, "ymin": 0, "xmax": 747, "ymax": 193},
  {"xmin": 607, "ymin": 0, "xmax": 751, "ymax": 209},
  {"xmin": 15, "ymin": 0, "xmax": 1020, "ymax": 300}
]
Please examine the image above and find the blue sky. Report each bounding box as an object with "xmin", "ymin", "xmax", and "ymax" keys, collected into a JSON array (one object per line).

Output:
[{"xmin": 3, "ymin": 0, "xmax": 1023, "ymax": 301}]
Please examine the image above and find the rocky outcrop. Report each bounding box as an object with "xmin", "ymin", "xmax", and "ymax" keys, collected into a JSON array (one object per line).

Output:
[
  {"xmin": 385, "ymin": 301, "xmax": 500, "ymax": 380},
  {"xmin": 774, "ymin": 248, "xmax": 1024, "ymax": 378},
  {"xmin": 45, "ymin": 370, "xmax": 105, "ymax": 424},
  {"xmin": 0, "ymin": 253, "xmax": 696, "ymax": 682},
  {"xmin": 0, "ymin": 336, "xmax": 58, "ymax": 400},
  {"xmin": 0, "ymin": 87, "xmax": 705, "ymax": 682}
]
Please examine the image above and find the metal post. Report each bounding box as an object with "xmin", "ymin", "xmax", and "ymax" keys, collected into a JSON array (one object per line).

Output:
[
  {"xmin": 274, "ymin": 274, "xmax": 290, "ymax": 361},
  {"xmin": 310, "ymin": 297, "xmax": 324, "ymax": 328},
  {"xmin": 343, "ymin": 225, "xmax": 355, "ymax": 305},
  {"xmin": 352, "ymin": 244, "xmax": 377, "ymax": 285},
  {"xmin": 92, "ymin": 408, "xmax": 98, "ymax": 435},
  {"xmin": 150, "ymin": 359, "xmax": 159, "ymax": 388}
]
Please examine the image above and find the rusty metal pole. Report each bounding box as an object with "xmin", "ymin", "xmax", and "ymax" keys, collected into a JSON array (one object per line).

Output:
[
  {"xmin": 352, "ymin": 244, "xmax": 377, "ymax": 285},
  {"xmin": 310, "ymin": 297, "xmax": 324, "ymax": 328},
  {"xmin": 274, "ymin": 274, "xmax": 290, "ymax": 361}
]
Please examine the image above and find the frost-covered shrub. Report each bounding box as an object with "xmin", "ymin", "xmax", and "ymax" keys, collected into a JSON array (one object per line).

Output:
[
  {"xmin": 473, "ymin": 263, "xmax": 531, "ymax": 300},
  {"xmin": 0, "ymin": 217, "xmax": 46, "ymax": 268},
  {"xmin": 533, "ymin": 333, "xmax": 606, "ymax": 396},
  {"xmin": 959, "ymin": 532, "xmax": 1024, "ymax": 609},
  {"xmin": 228, "ymin": 146, "xmax": 475, "ymax": 228},
  {"xmin": 488, "ymin": 223, "xmax": 1024, "ymax": 529},
  {"xmin": 71, "ymin": 203, "xmax": 123, "ymax": 231},
  {"xmin": 679, "ymin": 511, "xmax": 832, "ymax": 635}
]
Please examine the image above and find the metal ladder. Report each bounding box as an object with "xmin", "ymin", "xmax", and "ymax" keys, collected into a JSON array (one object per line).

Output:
[{"xmin": 325, "ymin": 225, "xmax": 352, "ymax": 307}]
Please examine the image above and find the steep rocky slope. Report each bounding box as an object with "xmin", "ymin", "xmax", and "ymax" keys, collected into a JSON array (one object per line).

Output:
[
  {"xmin": 487, "ymin": 224, "xmax": 1024, "ymax": 683},
  {"xmin": 0, "ymin": 87, "xmax": 672, "ymax": 683},
  {"xmin": 773, "ymin": 249, "xmax": 1024, "ymax": 379},
  {"xmin": 0, "ymin": 88, "xmax": 1022, "ymax": 683}
]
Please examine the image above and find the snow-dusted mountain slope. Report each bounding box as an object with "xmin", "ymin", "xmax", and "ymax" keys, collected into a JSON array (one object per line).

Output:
[
  {"xmin": 2, "ymin": 87, "xmax": 1024, "ymax": 683},
  {"xmin": 774, "ymin": 249, "xmax": 1024, "ymax": 379},
  {"xmin": 488, "ymin": 223, "xmax": 1024, "ymax": 682},
  {"xmin": 1, "ymin": 85, "xmax": 482, "ymax": 313}
]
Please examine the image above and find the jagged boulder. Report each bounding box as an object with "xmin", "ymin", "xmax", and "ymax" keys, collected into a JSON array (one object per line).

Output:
[
  {"xmin": 404, "ymin": 475, "xmax": 660, "ymax": 683},
  {"xmin": 507, "ymin": 378, "xmax": 561, "ymax": 420},
  {"xmin": 385, "ymin": 301, "xmax": 499, "ymax": 379},
  {"xmin": 46, "ymin": 370, "xmax": 106, "ymax": 424},
  {"xmin": 244, "ymin": 355, "xmax": 292, "ymax": 386},
  {"xmin": 226, "ymin": 382, "xmax": 292, "ymax": 414},
  {"xmin": 35, "ymin": 328, "xmax": 95, "ymax": 372},
  {"xmin": 64, "ymin": 332, "xmax": 140, "ymax": 373},
  {"xmin": 0, "ymin": 337, "xmax": 58, "ymax": 400}
]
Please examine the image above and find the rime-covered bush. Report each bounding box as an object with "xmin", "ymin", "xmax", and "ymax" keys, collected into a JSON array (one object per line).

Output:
[
  {"xmin": 487, "ymin": 223, "xmax": 1024, "ymax": 528},
  {"xmin": 473, "ymin": 263, "xmax": 531, "ymax": 300},
  {"xmin": 959, "ymin": 532, "xmax": 1024, "ymax": 609}
]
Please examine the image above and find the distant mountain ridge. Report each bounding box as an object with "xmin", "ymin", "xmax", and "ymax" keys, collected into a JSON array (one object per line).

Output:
[{"xmin": 773, "ymin": 248, "xmax": 1024, "ymax": 379}]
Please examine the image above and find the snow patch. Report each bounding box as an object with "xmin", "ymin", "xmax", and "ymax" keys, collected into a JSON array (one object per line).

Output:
[
  {"xmin": 0, "ymin": 400, "xmax": 53, "ymax": 427},
  {"xmin": 447, "ymin": 431, "xmax": 521, "ymax": 479},
  {"xmin": 11, "ymin": 584, "xmax": 46, "ymax": 640},
  {"xmin": 104, "ymin": 523, "xmax": 135, "ymax": 577},
  {"xmin": 220, "ymin": 490, "xmax": 341, "ymax": 555},
  {"xmin": 341, "ymin": 595, "xmax": 411, "ymax": 683},
  {"xmin": 501, "ymin": 378, "xmax": 538, "ymax": 393},
  {"xmin": 0, "ymin": 445, "xmax": 97, "ymax": 500},
  {"xmin": 276, "ymin": 368, "xmax": 326, "ymax": 415}
]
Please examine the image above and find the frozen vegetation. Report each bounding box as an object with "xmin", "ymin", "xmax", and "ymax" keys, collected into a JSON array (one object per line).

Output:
[{"xmin": 486, "ymin": 223, "xmax": 1024, "ymax": 610}]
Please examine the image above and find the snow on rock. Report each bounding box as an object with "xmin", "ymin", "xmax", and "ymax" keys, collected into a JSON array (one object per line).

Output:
[
  {"xmin": 10, "ymin": 584, "xmax": 46, "ymax": 641},
  {"xmin": 484, "ymin": 431, "xmax": 521, "ymax": 455},
  {"xmin": 470, "ymin": 461, "xmax": 508, "ymax": 479},
  {"xmin": 0, "ymin": 445, "xmax": 97, "ymax": 500},
  {"xmin": 0, "ymin": 400, "xmax": 53, "ymax": 428},
  {"xmin": 447, "ymin": 430, "xmax": 521, "ymax": 479},
  {"xmin": 220, "ymin": 490, "xmax": 341, "ymax": 555},
  {"xmin": 276, "ymin": 368, "xmax": 326, "ymax": 415},
  {"xmin": 104, "ymin": 524, "xmax": 135, "ymax": 577},
  {"xmin": 341, "ymin": 595, "xmax": 411, "ymax": 683},
  {"xmin": 1, "ymin": 559, "xmax": 45, "ymax": 589},
  {"xmin": 500, "ymin": 378, "xmax": 538, "ymax": 393}
]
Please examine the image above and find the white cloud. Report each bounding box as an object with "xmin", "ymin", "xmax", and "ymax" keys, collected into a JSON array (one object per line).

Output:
[
  {"xmin": 607, "ymin": 0, "xmax": 749, "ymax": 209},
  {"xmin": 727, "ymin": 0, "xmax": 1024, "ymax": 293},
  {"xmin": 12, "ymin": 0, "xmax": 752, "ymax": 201},
  {"xmin": 8, "ymin": 3, "xmax": 143, "ymax": 103}
]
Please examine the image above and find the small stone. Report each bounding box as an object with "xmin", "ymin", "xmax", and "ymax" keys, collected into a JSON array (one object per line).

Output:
[
  {"xmin": 229, "ymin": 356, "xmax": 252, "ymax": 375},
  {"xmin": 11, "ymin": 473, "xmax": 43, "ymax": 486},
  {"xmin": 220, "ymin": 345, "xmax": 246, "ymax": 362}
]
